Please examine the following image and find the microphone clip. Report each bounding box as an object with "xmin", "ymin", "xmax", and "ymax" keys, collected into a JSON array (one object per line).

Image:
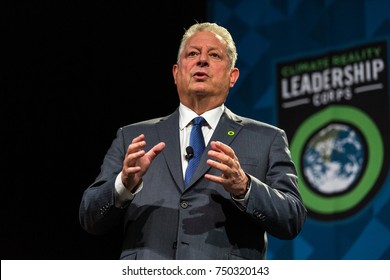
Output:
[{"xmin": 185, "ymin": 146, "xmax": 194, "ymax": 160}]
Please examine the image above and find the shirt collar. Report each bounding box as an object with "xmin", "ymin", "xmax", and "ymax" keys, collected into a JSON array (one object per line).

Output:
[{"xmin": 179, "ymin": 103, "xmax": 224, "ymax": 130}]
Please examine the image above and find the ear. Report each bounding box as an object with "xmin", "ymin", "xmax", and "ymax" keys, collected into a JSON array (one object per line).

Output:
[
  {"xmin": 229, "ymin": 68, "xmax": 239, "ymax": 88},
  {"xmin": 172, "ymin": 64, "xmax": 178, "ymax": 84}
]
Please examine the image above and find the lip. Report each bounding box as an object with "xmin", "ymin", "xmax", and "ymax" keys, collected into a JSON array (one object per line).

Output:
[{"xmin": 192, "ymin": 71, "xmax": 209, "ymax": 79}]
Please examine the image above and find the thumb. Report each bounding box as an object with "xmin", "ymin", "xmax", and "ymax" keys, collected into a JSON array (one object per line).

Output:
[{"xmin": 146, "ymin": 142, "xmax": 166, "ymax": 160}]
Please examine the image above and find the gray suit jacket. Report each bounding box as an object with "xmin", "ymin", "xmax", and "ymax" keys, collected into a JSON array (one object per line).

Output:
[{"xmin": 79, "ymin": 107, "xmax": 307, "ymax": 259}]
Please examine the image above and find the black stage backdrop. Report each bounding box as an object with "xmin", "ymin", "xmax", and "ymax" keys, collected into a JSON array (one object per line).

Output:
[{"xmin": 2, "ymin": 1, "xmax": 207, "ymax": 260}]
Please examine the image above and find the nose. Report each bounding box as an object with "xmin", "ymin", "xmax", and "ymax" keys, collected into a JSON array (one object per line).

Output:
[{"xmin": 197, "ymin": 52, "xmax": 209, "ymax": 66}]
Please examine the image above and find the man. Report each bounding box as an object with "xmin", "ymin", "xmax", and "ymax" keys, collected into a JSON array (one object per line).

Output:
[{"xmin": 79, "ymin": 22, "xmax": 307, "ymax": 260}]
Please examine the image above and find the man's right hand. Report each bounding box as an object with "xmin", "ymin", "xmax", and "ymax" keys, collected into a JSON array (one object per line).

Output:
[{"xmin": 121, "ymin": 134, "xmax": 165, "ymax": 192}]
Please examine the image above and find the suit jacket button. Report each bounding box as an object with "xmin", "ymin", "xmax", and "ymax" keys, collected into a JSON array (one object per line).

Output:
[
  {"xmin": 172, "ymin": 241, "xmax": 177, "ymax": 249},
  {"xmin": 180, "ymin": 201, "xmax": 189, "ymax": 209}
]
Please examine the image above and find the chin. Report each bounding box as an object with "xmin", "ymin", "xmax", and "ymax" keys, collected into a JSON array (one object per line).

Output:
[
  {"xmin": 194, "ymin": 91, "xmax": 208, "ymax": 96},
  {"xmin": 191, "ymin": 86, "xmax": 209, "ymax": 95}
]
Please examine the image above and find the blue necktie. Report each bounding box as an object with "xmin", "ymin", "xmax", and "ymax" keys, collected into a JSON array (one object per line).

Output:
[{"xmin": 184, "ymin": 117, "xmax": 206, "ymax": 187}]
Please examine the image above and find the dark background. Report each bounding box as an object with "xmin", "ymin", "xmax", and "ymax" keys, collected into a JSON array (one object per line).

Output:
[{"xmin": 2, "ymin": 1, "xmax": 207, "ymax": 259}]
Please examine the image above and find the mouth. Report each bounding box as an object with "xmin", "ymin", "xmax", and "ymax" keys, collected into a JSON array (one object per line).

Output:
[{"xmin": 193, "ymin": 71, "xmax": 209, "ymax": 79}]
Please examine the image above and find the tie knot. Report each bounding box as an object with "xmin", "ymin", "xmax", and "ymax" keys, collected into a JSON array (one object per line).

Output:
[{"xmin": 193, "ymin": 116, "xmax": 205, "ymax": 126}]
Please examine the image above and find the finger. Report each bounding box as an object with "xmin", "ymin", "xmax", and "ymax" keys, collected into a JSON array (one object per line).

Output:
[
  {"xmin": 211, "ymin": 141, "xmax": 235, "ymax": 158},
  {"xmin": 132, "ymin": 134, "xmax": 145, "ymax": 143},
  {"xmin": 126, "ymin": 140, "xmax": 146, "ymax": 155},
  {"xmin": 125, "ymin": 149, "xmax": 146, "ymax": 163},
  {"xmin": 208, "ymin": 150, "xmax": 236, "ymax": 169},
  {"xmin": 144, "ymin": 142, "xmax": 166, "ymax": 161},
  {"xmin": 204, "ymin": 173, "xmax": 225, "ymax": 184},
  {"xmin": 210, "ymin": 141, "xmax": 240, "ymax": 163},
  {"xmin": 123, "ymin": 166, "xmax": 142, "ymax": 175},
  {"xmin": 207, "ymin": 157, "xmax": 230, "ymax": 172},
  {"xmin": 129, "ymin": 134, "xmax": 146, "ymax": 149},
  {"xmin": 152, "ymin": 142, "xmax": 166, "ymax": 154}
]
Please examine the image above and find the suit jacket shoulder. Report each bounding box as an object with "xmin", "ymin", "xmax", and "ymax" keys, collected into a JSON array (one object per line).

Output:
[{"xmin": 223, "ymin": 107, "xmax": 285, "ymax": 136}]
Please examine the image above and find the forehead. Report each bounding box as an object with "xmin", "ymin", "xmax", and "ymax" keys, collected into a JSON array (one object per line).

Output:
[{"xmin": 185, "ymin": 31, "xmax": 226, "ymax": 50}]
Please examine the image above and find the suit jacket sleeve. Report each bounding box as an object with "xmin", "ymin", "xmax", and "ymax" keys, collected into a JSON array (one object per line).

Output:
[
  {"xmin": 79, "ymin": 127, "xmax": 128, "ymax": 235},
  {"xmin": 244, "ymin": 128, "xmax": 306, "ymax": 240}
]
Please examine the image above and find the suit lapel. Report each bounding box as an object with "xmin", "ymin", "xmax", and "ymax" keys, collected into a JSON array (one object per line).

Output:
[{"xmin": 155, "ymin": 109, "xmax": 186, "ymax": 190}]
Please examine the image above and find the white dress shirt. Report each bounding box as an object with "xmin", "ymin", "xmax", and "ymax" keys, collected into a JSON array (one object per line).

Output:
[{"xmin": 178, "ymin": 103, "xmax": 224, "ymax": 179}]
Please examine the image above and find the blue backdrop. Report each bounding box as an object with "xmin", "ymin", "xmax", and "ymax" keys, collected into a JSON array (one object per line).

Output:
[{"xmin": 208, "ymin": 0, "xmax": 390, "ymax": 259}]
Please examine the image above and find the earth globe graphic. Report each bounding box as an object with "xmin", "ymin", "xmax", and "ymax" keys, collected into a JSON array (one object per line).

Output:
[{"xmin": 302, "ymin": 122, "xmax": 366, "ymax": 195}]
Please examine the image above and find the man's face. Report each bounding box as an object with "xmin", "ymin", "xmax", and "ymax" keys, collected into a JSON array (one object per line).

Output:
[{"xmin": 173, "ymin": 31, "xmax": 239, "ymax": 109}]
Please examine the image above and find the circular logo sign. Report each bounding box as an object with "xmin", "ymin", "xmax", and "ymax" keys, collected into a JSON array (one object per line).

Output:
[{"xmin": 290, "ymin": 105, "xmax": 384, "ymax": 220}]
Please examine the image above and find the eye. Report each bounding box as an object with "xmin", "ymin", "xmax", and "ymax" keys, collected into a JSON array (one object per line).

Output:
[
  {"xmin": 209, "ymin": 52, "xmax": 221, "ymax": 60},
  {"xmin": 188, "ymin": 51, "xmax": 199, "ymax": 57}
]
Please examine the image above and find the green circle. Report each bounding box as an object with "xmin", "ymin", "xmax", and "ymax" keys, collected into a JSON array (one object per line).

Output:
[
  {"xmin": 290, "ymin": 105, "xmax": 384, "ymax": 215},
  {"xmin": 228, "ymin": 131, "xmax": 235, "ymax": 136}
]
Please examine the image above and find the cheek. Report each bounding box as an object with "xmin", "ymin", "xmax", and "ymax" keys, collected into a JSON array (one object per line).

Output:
[
  {"xmin": 178, "ymin": 69, "xmax": 192, "ymax": 82},
  {"xmin": 217, "ymin": 73, "xmax": 234, "ymax": 86},
  {"xmin": 175, "ymin": 72, "xmax": 190, "ymax": 89}
]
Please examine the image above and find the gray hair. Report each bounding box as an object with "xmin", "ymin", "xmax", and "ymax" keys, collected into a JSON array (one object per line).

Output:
[{"xmin": 177, "ymin": 22, "xmax": 238, "ymax": 69}]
